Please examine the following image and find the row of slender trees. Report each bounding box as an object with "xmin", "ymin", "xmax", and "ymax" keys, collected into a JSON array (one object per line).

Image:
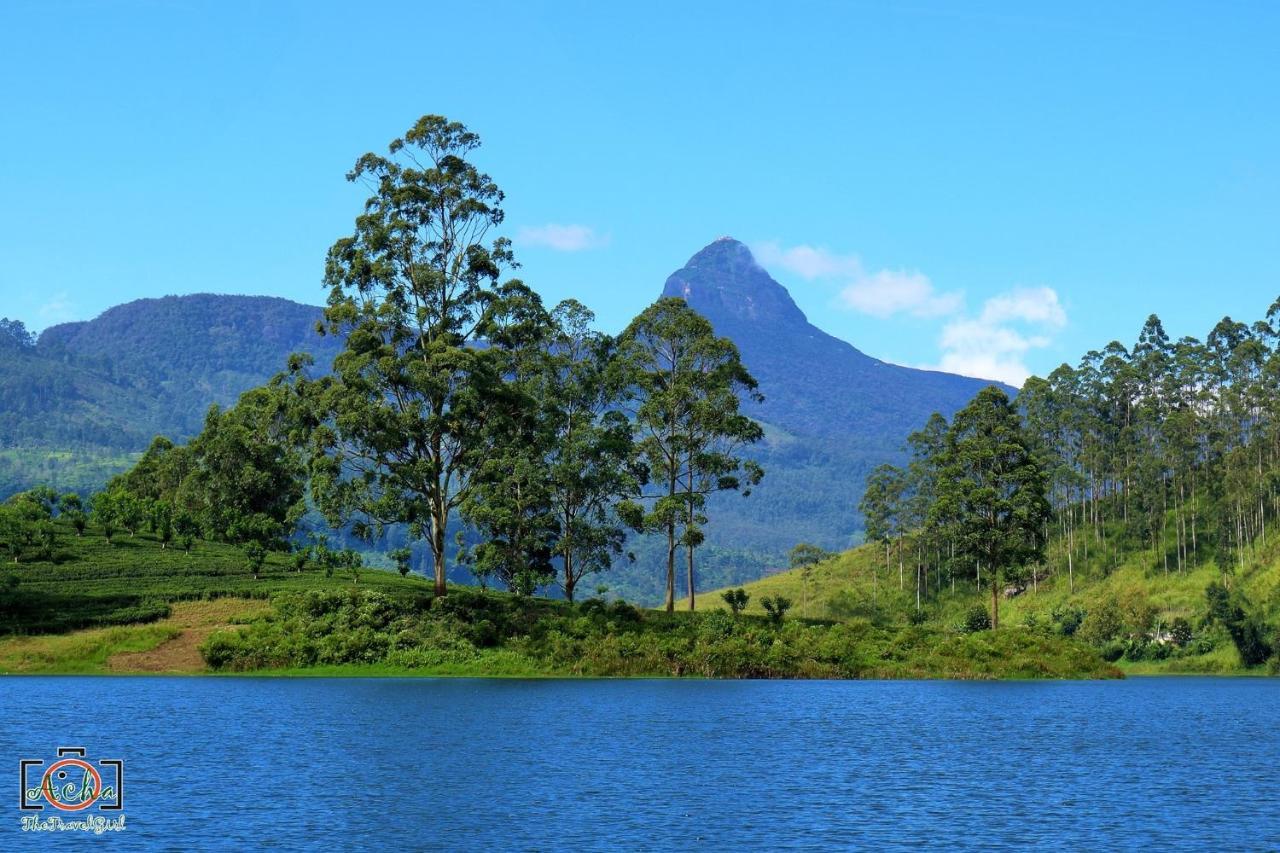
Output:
[
  {"xmin": 1019, "ymin": 309, "xmax": 1280, "ymax": 582},
  {"xmin": 859, "ymin": 302, "xmax": 1280, "ymax": 626},
  {"xmin": 95, "ymin": 115, "xmax": 764, "ymax": 611}
]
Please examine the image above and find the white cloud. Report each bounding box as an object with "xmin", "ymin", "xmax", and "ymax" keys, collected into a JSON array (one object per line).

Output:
[
  {"xmin": 839, "ymin": 269, "xmax": 963, "ymax": 319},
  {"xmin": 751, "ymin": 240, "xmax": 1065, "ymax": 386},
  {"xmin": 753, "ymin": 241, "xmax": 865, "ymax": 279},
  {"xmin": 927, "ymin": 288, "xmax": 1066, "ymax": 386},
  {"xmin": 516, "ymin": 224, "xmax": 608, "ymax": 252},
  {"xmin": 979, "ymin": 286, "xmax": 1066, "ymax": 327},
  {"xmin": 36, "ymin": 292, "xmax": 77, "ymax": 327},
  {"xmin": 754, "ymin": 241, "xmax": 962, "ymax": 320}
]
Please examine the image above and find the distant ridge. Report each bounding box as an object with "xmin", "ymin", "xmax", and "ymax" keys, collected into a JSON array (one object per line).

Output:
[{"xmin": 37, "ymin": 294, "xmax": 340, "ymax": 437}]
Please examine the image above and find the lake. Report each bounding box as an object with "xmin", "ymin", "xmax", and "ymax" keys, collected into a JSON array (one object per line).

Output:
[{"xmin": 2, "ymin": 676, "xmax": 1278, "ymax": 850}]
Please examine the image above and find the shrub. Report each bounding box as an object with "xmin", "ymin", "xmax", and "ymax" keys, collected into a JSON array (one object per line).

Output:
[
  {"xmin": 1170, "ymin": 617, "xmax": 1193, "ymax": 647},
  {"xmin": 1099, "ymin": 640, "xmax": 1125, "ymax": 662},
  {"xmin": 1189, "ymin": 637, "xmax": 1215, "ymax": 656},
  {"xmin": 1122, "ymin": 638, "xmax": 1149, "ymax": 661},
  {"xmin": 1051, "ymin": 604, "xmax": 1085, "ymax": 637},
  {"xmin": 1228, "ymin": 617, "xmax": 1272, "ymax": 667},
  {"xmin": 578, "ymin": 598, "xmax": 609, "ymax": 617},
  {"xmin": 721, "ymin": 588, "xmax": 749, "ymax": 616},
  {"xmin": 699, "ymin": 609, "xmax": 737, "ymax": 641},
  {"xmin": 961, "ymin": 605, "xmax": 991, "ymax": 633},
  {"xmin": 466, "ymin": 619, "xmax": 500, "ymax": 648},
  {"xmin": 608, "ymin": 600, "xmax": 641, "ymax": 623},
  {"xmin": 0, "ymin": 572, "xmax": 18, "ymax": 607},
  {"xmin": 1078, "ymin": 598, "xmax": 1123, "ymax": 645},
  {"xmin": 389, "ymin": 547, "xmax": 412, "ymax": 578},
  {"xmin": 761, "ymin": 595, "xmax": 791, "ymax": 625},
  {"xmin": 243, "ymin": 542, "xmax": 267, "ymax": 579},
  {"xmin": 1204, "ymin": 582, "xmax": 1274, "ymax": 667},
  {"xmin": 200, "ymin": 631, "xmax": 243, "ymax": 669}
]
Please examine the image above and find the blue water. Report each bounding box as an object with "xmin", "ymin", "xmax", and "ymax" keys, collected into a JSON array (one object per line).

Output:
[{"xmin": 2, "ymin": 677, "xmax": 1278, "ymax": 850}]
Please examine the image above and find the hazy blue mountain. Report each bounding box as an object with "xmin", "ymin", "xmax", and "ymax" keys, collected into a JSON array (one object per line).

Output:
[
  {"xmin": 38, "ymin": 295, "xmax": 340, "ymax": 437},
  {"xmin": 663, "ymin": 237, "xmax": 1003, "ymax": 444},
  {"xmin": 618, "ymin": 238, "xmax": 1006, "ymax": 600}
]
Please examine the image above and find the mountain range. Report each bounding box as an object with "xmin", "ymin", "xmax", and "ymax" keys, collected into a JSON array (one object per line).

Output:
[{"xmin": 0, "ymin": 239, "xmax": 1004, "ymax": 600}]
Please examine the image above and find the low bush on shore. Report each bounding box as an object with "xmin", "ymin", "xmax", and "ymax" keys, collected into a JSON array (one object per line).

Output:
[{"xmin": 200, "ymin": 588, "xmax": 1120, "ymax": 679}]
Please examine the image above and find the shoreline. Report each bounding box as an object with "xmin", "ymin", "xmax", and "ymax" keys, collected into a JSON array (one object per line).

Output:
[{"xmin": 4, "ymin": 667, "xmax": 1271, "ymax": 679}]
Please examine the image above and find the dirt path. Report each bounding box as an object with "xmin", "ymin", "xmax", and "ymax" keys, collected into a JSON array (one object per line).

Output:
[
  {"xmin": 107, "ymin": 625, "xmax": 225, "ymax": 673},
  {"xmin": 106, "ymin": 599, "xmax": 270, "ymax": 674}
]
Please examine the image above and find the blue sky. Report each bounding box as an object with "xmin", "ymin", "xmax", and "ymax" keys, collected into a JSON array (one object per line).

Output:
[{"xmin": 2, "ymin": 1, "xmax": 1277, "ymax": 384}]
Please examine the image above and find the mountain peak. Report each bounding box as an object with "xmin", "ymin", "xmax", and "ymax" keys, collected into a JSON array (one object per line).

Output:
[{"xmin": 661, "ymin": 238, "xmax": 809, "ymax": 328}]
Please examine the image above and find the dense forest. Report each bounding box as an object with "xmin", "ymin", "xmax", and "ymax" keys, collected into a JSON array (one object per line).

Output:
[{"xmin": 0, "ymin": 254, "xmax": 999, "ymax": 602}]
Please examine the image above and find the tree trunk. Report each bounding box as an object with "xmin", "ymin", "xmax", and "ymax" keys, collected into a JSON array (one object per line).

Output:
[
  {"xmin": 915, "ymin": 558, "xmax": 921, "ymax": 612},
  {"xmin": 991, "ymin": 575, "xmax": 999, "ymax": 630},
  {"xmin": 873, "ymin": 543, "xmax": 881, "ymax": 605},
  {"xmin": 430, "ymin": 509, "xmax": 447, "ymax": 598},
  {"xmin": 897, "ymin": 538, "xmax": 904, "ymax": 591},
  {"xmin": 1067, "ymin": 538, "xmax": 1074, "ymax": 594},
  {"xmin": 664, "ymin": 519, "xmax": 676, "ymax": 613},
  {"xmin": 687, "ymin": 543, "xmax": 696, "ymax": 611},
  {"xmin": 564, "ymin": 551, "xmax": 576, "ymax": 603}
]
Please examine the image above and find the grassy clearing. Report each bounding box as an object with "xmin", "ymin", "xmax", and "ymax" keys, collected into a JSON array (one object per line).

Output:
[{"xmin": 0, "ymin": 624, "xmax": 180, "ymax": 674}]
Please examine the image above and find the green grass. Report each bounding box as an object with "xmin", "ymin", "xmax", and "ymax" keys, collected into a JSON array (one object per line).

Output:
[{"xmin": 0, "ymin": 623, "xmax": 180, "ymax": 674}]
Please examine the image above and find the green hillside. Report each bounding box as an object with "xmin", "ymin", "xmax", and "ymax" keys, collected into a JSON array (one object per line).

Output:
[{"xmin": 703, "ymin": 528, "xmax": 1280, "ymax": 675}]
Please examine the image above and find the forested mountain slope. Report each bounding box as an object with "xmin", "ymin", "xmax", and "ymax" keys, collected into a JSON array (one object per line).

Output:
[
  {"xmin": 38, "ymin": 295, "xmax": 341, "ymax": 437},
  {"xmin": 703, "ymin": 521, "xmax": 1280, "ymax": 675},
  {"xmin": 703, "ymin": 300, "xmax": 1280, "ymax": 673},
  {"xmin": 0, "ymin": 297, "xmax": 337, "ymax": 497}
]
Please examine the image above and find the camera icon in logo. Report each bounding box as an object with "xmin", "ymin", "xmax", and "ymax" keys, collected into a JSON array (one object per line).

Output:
[{"xmin": 20, "ymin": 747, "xmax": 124, "ymax": 812}]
